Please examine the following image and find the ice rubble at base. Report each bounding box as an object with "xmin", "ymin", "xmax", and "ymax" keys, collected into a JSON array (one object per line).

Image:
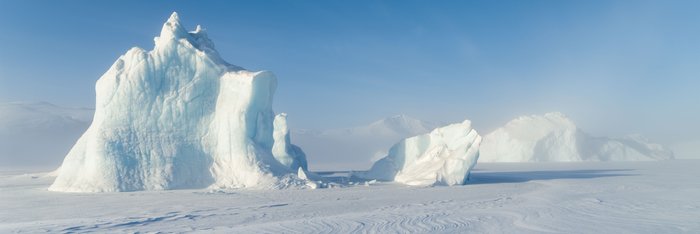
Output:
[
  {"xmin": 479, "ymin": 112, "xmax": 674, "ymax": 162},
  {"xmin": 355, "ymin": 120, "xmax": 482, "ymax": 186},
  {"xmin": 49, "ymin": 13, "xmax": 310, "ymax": 192}
]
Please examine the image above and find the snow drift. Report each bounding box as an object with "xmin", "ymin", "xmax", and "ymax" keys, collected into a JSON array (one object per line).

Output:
[
  {"xmin": 50, "ymin": 13, "xmax": 309, "ymax": 192},
  {"xmin": 479, "ymin": 112, "xmax": 674, "ymax": 162},
  {"xmin": 356, "ymin": 119, "xmax": 482, "ymax": 186}
]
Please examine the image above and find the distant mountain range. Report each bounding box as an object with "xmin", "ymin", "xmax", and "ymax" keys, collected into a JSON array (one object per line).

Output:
[
  {"xmin": 292, "ymin": 114, "xmax": 440, "ymax": 171},
  {"xmin": 0, "ymin": 102, "xmax": 92, "ymax": 170}
]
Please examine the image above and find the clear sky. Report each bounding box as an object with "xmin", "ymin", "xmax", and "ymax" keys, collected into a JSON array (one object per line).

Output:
[{"xmin": 0, "ymin": 0, "xmax": 698, "ymax": 146}]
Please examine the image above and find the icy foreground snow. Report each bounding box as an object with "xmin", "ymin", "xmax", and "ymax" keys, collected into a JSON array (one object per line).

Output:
[
  {"xmin": 2, "ymin": 160, "xmax": 698, "ymax": 233},
  {"xmin": 50, "ymin": 13, "xmax": 308, "ymax": 192},
  {"xmin": 480, "ymin": 112, "xmax": 674, "ymax": 162},
  {"xmin": 357, "ymin": 119, "xmax": 481, "ymax": 186}
]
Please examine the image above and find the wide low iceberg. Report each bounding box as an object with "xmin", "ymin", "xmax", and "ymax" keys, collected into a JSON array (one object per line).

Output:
[
  {"xmin": 479, "ymin": 112, "xmax": 674, "ymax": 162},
  {"xmin": 49, "ymin": 13, "xmax": 309, "ymax": 192},
  {"xmin": 355, "ymin": 119, "xmax": 482, "ymax": 186}
]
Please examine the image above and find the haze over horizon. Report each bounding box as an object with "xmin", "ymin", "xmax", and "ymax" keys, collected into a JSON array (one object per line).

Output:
[{"xmin": 1, "ymin": 1, "xmax": 698, "ymax": 149}]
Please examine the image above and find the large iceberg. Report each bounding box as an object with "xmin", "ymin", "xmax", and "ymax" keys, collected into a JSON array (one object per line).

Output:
[
  {"xmin": 479, "ymin": 112, "xmax": 674, "ymax": 162},
  {"xmin": 49, "ymin": 13, "xmax": 308, "ymax": 192},
  {"xmin": 356, "ymin": 119, "xmax": 482, "ymax": 186}
]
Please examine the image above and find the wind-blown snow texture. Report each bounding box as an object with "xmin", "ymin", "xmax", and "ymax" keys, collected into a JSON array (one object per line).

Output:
[
  {"xmin": 480, "ymin": 112, "xmax": 674, "ymax": 162},
  {"xmin": 358, "ymin": 119, "xmax": 481, "ymax": 186},
  {"xmin": 50, "ymin": 13, "xmax": 308, "ymax": 192},
  {"xmin": 6, "ymin": 161, "xmax": 699, "ymax": 233}
]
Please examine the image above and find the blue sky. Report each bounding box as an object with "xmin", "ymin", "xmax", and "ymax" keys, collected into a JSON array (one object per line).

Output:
[{"xmin": 0, "ymin": 0, "xmax": 698, "ymax": 145}]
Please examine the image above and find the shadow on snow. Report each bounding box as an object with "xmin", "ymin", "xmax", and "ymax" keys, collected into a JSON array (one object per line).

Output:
[
  {"xmin": 311, "ymin": 169, "xmax": 636, "ymax": 186},
  {"xmin": 468, "ymin": 169, "xmax": 635, "ymax": 185}
]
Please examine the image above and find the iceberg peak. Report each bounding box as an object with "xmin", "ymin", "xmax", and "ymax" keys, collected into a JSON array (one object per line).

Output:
[
  {"xmin": 194, "ymin": 24, "xmax": 203, "ymax": 33},
  {"xmin": 167, "ymin": 12, "xmax": 181, "ymax": 23},
  {"xmin": 159, "ymin": 12, "xmax": 188, "ymax": 40},
  {"xmin": 151, "ymin": 12, "xmax": 242, "ymax": 71}
]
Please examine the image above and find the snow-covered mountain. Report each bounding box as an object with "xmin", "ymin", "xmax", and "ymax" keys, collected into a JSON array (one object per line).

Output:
[
  {"xmin": 0, "ymin": 102, "xmax": 92, "ymax": 170},
  {"xmin": 479, "ymin": 112, "xmax": 674, "ymax": 162},
  {"xmin": 50, "ymin": 13, "xmax": 309, "ymax": 192},
  {"xmin": 292, "ymin": 115, "xmax": 440, "ymax": 171},
  {"xmin": 322, "ymin": 114, "xmax": 438, "ymax": 137}
]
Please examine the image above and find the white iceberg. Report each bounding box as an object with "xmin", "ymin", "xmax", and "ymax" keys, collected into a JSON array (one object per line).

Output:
[
  {"xmin": 479, "ymin": 112, "xmax": 674, "ymax": 162},
  {"xmin": 49, "ymin": 12, "xmax": 308, "ymax": 192},
  {"xmin": 356, "ymin": 119, "xmax": 482, "ymax": 186},
  {"xmin": 272, "ymin": 113, "xmax": 308, "ymax": 171}
]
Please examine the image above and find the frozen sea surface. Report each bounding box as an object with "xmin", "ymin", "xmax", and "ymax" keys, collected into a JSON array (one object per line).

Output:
[{"xmin": 1, "ymin": 160, "xmax": 698, "ymax": 233}]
